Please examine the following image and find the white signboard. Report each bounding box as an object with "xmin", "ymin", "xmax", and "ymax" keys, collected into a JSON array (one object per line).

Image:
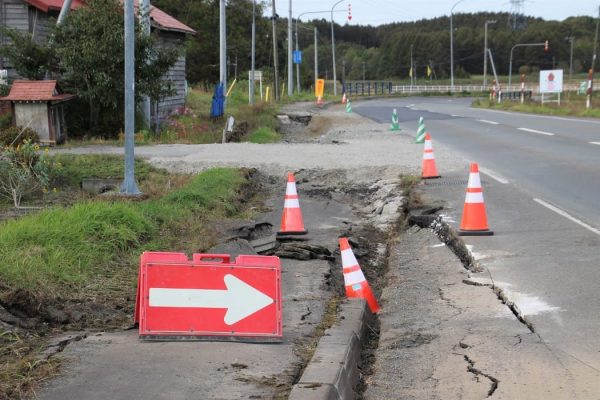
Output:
[
  {"xmin": 0, "ymin": 70, "xmax": 7, "ymax": 85},
  {"xmin": 248, "ymin": 70, "xmax": 262, "ymax": 81},
  {"xmin": 539, "ymin": 69, "xmax": 563, "ymax": 94}
]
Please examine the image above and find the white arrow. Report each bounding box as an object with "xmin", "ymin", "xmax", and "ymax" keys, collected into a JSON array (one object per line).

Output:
[{"xmin": 149, "ymin": 274, "xmax": 274, "ymax": 325}]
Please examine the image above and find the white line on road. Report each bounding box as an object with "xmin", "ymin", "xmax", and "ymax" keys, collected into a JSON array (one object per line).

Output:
[
  {"xmin": 480, "ymin": 168, "xmax": 510, "ymax": 184},
  {"xmin": 533, "ymin": 198, "xmax": 600, "ymax": 236},
  {"xmin": 478, "ymin": 108, "xmax": 600, "ymax": 125},
  {"xmin": 517, "ymin": 127, "xmax": 555, "ymax": 136},
  {"xmin": 478, "ymin": 119, "xmax": 499, "ymax": 125},
  {"xmin": 590, "ymin": 142, "xmax": 600, "ymax": 146}
]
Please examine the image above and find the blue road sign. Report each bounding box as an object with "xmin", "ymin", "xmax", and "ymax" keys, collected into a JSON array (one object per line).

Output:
[{"xmin": 293, "ymin": 51, "xmax": 302, "ymax": 64}]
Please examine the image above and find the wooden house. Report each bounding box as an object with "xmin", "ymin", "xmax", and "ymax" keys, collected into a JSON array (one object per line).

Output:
[
  {"xmin": 0, "ymin": 0, "xmax": 195, "ymax": 125},
  {"xmin": 0, "ymin": 79, "xmax": 74, "ymax": 144}
]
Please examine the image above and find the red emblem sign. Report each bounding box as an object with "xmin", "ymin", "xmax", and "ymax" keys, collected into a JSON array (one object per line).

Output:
[{"xmin": 135, "ymin": 252, "xmax": 282, "ymax": 341}]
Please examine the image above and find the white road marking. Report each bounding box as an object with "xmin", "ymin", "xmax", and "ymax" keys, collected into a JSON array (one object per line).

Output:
[
  {"xmin": 451, "ymin": 114, "xmax": 461, "ymax": 117},
  {"xmin": 479, "ymin": 168, "xmax": 509, "ymax": 184},
  {"xmin": 517, "ymin": 127, "xmax": 555, "ymax": 136},
  {"xmin": 533, "ymin": 198, "xmax": 600, "ymax": 236},
  {"xmin": 477, "ymin": 108, "xmax": 600, "ymax": 125},
  {"xmin": 590, "ymin": 142, "xmax": 600, "ymax": 146},
  {"xmin": 478, "ymin": 119, "xmax": 499, "ymax": 125}
]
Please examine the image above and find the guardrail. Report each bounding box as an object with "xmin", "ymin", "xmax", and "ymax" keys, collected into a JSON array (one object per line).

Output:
[{"xmin": 343, "ymin": 81, "xmax": 585, "ymax": 97}]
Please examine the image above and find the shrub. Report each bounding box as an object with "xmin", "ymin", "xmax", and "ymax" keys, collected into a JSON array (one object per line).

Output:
[
  {"xmin": 0, "ymin": 139, "xmax": 54, "ymax": 207},
  {"xmin": 0, "ymin": 126, "xmax": 40, "ymax": 146}
]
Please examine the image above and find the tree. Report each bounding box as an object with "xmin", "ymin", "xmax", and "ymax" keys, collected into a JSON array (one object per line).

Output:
[
  {"xmin": 52, "ymin": 0, "xmax": 181, "ymax": 134},
  {"xmin": 0, "ymin": 28, "xmax": 57, "ymax": 80}
]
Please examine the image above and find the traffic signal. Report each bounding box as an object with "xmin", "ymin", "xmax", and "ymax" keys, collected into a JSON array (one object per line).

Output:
[{"xmin": 544, "ymin": 40, "xmax": 549, "ymax": 52}]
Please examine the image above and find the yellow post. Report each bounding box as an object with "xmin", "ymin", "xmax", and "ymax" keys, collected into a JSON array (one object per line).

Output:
[{"xmin": 265, "ymin": 86, "xmax": 270, "ymax": 103}]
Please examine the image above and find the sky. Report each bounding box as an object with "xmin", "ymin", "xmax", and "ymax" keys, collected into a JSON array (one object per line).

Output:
[{"xmin": 271, "ymin": 0, "xmax": 598, "ymax": 26}]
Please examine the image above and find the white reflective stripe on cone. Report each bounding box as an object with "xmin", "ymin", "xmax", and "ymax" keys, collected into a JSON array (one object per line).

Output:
[
  {"xmin": 467, "ymin": 172, "xmax": 481, "ymax": 189},
  {"xmin": 343, "ymin": 270, "xmax": 366, "ymax": 286},
  {"xmin": 423, "ymin": 152, "xmax": 435, "ymax": 160},
  {"xmin": 286, "ymin": 182, "xmax": 298, "ymax": 196},
  {"xmin": 424, "ymin": 141, "xmax": 433, "ymax": 150},
  {"xmin": 284, "ymin": 198, "xmax": 300, "ymax": 208},
  {"xmin": 465, "ymin": 192, "xmax": 484, "ymax": 203},
  {"xmin": 341, "ymin": 249, "xmax": 358, "ymax": 267}
]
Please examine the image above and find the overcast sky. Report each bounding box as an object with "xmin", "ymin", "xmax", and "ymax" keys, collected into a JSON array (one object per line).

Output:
[{"xmin": 271, "ymin": 0, "xmax": 598, "ymax": 26}]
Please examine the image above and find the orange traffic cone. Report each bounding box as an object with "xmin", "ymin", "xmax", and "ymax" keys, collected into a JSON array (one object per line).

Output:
[
  {"xmin": 459, "ymin": 163, "xmax": 493, "ymax": 236},
  {"xmin": 421, "ymin": 133, "xmax": 440, "ymax": 179},
  {"xmin": 278, "ymin": 172, "xmax": 308, "ymax": 236},
  {"xmin": 342, "ymin": 92, "xmax": 347, "ymax": 104},
  {"xmin": 339, "ymin": 238, "xmax": 380, "ymax": 313},
  {"xmin": 317, "ymin": 96, "xmax": 324, "ymax": 106}
]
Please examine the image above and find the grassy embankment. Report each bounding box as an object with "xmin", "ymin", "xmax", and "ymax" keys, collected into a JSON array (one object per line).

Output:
[{"xmin": 0, "ymin": 154, "xmax": 257, "ymax": 398}]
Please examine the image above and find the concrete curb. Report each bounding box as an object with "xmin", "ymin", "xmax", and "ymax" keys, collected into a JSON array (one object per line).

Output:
[{"xmin": 288, "ymin": 299, "xmax": 371, "ymax": 400}]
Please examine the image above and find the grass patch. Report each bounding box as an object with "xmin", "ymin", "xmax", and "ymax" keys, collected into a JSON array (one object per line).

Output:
[
  {"xmin": 0, "ymin": 168, "xmax": 247, "ymax": 296},
  {"xmin": 472, "ymin": 97, "xmax": 600, "ymax": 118},
  {"xmin": 246, "ymin": 127, "xmax": 281, "ymax": 144}
]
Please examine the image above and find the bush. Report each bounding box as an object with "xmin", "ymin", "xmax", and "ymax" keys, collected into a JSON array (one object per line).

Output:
[
  {"xmin": 0, "ymin": 126, "xmax": 40, "ymax": 146},
  {"xmin": 0, "ymin": 139, "xmax": 53, "ymax": 207}
]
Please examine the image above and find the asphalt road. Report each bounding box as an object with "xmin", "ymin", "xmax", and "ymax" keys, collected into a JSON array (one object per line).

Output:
[{"xmin": 354, "ymin": 98, "xmax": 600, "ymax": 373}]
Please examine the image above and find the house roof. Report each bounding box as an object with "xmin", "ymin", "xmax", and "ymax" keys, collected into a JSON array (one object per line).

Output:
[
  {"xmin": 24, "ymin": 0, "xmax": 196, "ymax": 34},
  {"xmin": 0, "ymin": 80, "xmax": 75, "ymax": 102}
]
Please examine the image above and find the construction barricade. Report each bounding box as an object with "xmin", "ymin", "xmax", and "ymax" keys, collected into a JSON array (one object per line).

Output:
[{"xmin": 135, "ymin": 252, "xmax": 282, "ymax": 342}]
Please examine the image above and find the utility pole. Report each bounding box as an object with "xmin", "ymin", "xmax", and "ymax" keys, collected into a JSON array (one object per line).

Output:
[
  {"xmin": 250, "ymin": 0, "xmax": 256, "ymax": 104},
  {"xmin": 220, "ymin": 0, "xmax": 227, "ymax": 90},
  {"xmin": 362, "ymin": 62, "xmax": 365, "ymax": 81},
  {"xmin": 331, "ymin": 0, "xmax": 345, "ymax": 96},
  {"xmin": 140, "ymin": 0, "xmax": 151, "ymax": 130},
  {"xmin": 566, "ymin": 36, "xmax": 574, "ymax": 84},
  {"xmin": 56, "ymin": 0, "xmax": 73, "ymax": 25},
  {"xmin": 410, "ymin": 44, "xmax": 414, "ymax": 87},
  {"xmin": 271, "ymin": 0, "xmax": 279, "ymax": 101},
  {"xmin": 589, "ymin": 4, "xmax": 600, "ymax": 108},
  {"xmin": 287, "ymin": 0, "xmax": 293, "ymax": 97},
  {"xmin": 314, "ymin": 26, "xmax": 318, "ymax": 85},
  {"xmin": 121, "ymin": 0, "xmax": 140, "ymax": 195},
  {"xmin": 483, "ymin": 20, "xmax": 496, "ymax": 87},
  {"xmin": 342, "ymin": 59, "xmax": 346, "ymax": 89},
  {"xmin": 295, "ymin": 15, "xmax": 300, "ymax": 93}
]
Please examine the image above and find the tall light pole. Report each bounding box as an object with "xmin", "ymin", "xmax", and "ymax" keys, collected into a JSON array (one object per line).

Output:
[
  {"xmin": 483, "ymin": 20, "xmax": 496, "ymax": 87},
  {"xmin": 250, "ymin": 0, "xmax": 256, "ymax": 104},
  {"xmin": 450, "ymin": 0, "xmax": 466, "ymax": 91},
  {"xmin": 362, "ymin": 61, "xmax": 366, "ymax": 81},
  {"xmin": 287, "ymin": 0, "xmax": 293, "ymax": 97},
  {"xmin": 331, "ymin": 0, "xmax": 345, "ymax": 97},
  {"xmin": 508, "ymin": 42, "xmax": 547, "ymax": 87},
  {"xmin": 295, "ymin": 10, "xmax": 340, "ymax": 93}
]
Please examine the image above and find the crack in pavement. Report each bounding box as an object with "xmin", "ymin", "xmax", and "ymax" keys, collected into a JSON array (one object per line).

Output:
[{"xmin": 463, "ymin": 354, "xmax": 499, "ymax": 397}]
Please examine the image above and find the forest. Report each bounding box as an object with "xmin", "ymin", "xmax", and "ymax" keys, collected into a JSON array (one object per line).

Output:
[{"xmin": 153, "ymin": 1, "xmax": 597, "ymax": 86}]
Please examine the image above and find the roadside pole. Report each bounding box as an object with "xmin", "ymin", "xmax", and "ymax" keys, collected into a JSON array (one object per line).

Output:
[
  {"xmin": 121, "ymin": 0, "xmax": 141, "ymax": 195},
  {"xmin": 271, "ymin": 0, "xmax": 279, "ymax": 101},
  {"xmin": 287, "ymin": 0, "xmax": 293, "ymax": 97},
  {"xmin": 588, "ymin": 4, "xmax": 599, "ymax": 109},
  {"xmin": 250, "ymin": 0, "xmax": 256, "ymax": 104},
  {"xmin": 140, "ymin": 0, "xmax": 151, "ymax": 130},
  {"xmin": 220, "ymin": 0, "xmax": 227, "ymax": 91}
]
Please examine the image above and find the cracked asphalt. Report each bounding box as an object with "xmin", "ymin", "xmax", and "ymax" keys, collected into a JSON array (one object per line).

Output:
[{"xmin": 365, "ymin": 226, "xmax": 600, "ymax": 399}]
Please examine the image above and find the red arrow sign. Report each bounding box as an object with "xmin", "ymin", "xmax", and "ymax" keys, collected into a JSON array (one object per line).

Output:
[{"xmin": 137, "ymin": 253, "xmax": 282, "ymax": 341}]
